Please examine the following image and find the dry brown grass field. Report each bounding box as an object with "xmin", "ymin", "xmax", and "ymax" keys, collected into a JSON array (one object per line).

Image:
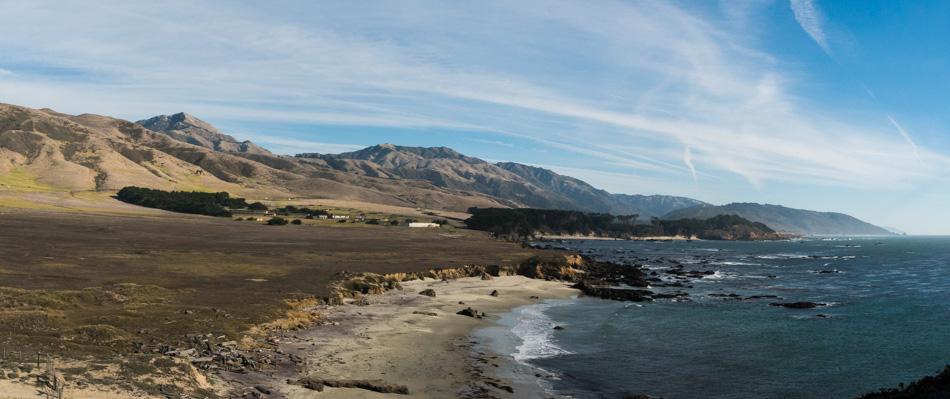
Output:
[{"xmin": 0, "ymin": 192, "xmax": 550, "ymax": 357}]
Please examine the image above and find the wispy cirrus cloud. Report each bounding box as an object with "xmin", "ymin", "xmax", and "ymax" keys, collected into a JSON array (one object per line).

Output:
[
  {"xmin": 0, "ymin": 0, "xmax": 946, "ymax": 197},
  {"xmin": 249, "ymin": 136, "xmax": 365, "ymax": 155},
  {"xmin": 790, "ymin": 0, "xmax": 831, "ymax": 54},
  {"xmin": 887, "ymin": 115, "xmax": 922, "ymax": 162},
  {"xmin": 470, "ymin": 138, "xmax": 514, "ymax": 147}
]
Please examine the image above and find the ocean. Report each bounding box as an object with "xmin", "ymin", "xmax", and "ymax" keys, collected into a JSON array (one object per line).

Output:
[{"xmin": 474, "ymin": 236, "xmax": 950, "ymax": 398}]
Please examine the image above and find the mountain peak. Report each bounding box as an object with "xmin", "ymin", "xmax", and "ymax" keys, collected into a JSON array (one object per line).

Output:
[{"xmin": 136, "ymin": 113, "xmax": 273, "ymax": 156}]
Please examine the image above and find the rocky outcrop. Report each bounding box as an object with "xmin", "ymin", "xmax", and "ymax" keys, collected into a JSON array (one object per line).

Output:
[
  {"xmin": 456, "ymin": 307, "xmax": 482, "ymax": 318},
  {"xmin": 571, "ymin": 280, "xmax": 653, "ymax": 302},
  {"xmin": 293, "ymin": 377, "xmax": 409, "ymax": 394}
]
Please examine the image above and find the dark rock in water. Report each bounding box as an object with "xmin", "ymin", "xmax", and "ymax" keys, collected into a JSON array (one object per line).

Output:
[
  {"xmin": 767, "ymin": 275, "xmax": 778, "ymax": 279},
  {"xmin": 418, "ymin": 289, "xmax": 436, "ymax": 297},
  {"xmin": 816, "ymin": 314, "xmax": 832, "ymax": 318},
  {"xmin": 553, "ymin": 325, "xmax": 565, "ymax": 330},
  {"xmin": 571, "ymin": 280, "xmax": 653, "ymax": 302},
  {"xmin": 457, "ymin": 307, "xmax": 479, "ymax": 317},
  {"xmin": 813, "ymin": 269, "xmax": 840, "ymax": 274},
  {"xmin": 653, "ymin": 292, "xmax": 690, "ymax": 300},
  {"xmin": 770, "ymin": 301, "xmax": 825, "ymax": 309},
  {"xmin": 490, "ymin": 290, "xmax": 499, "ymax": 297},
  {"xmin": 746, "ymin": 295, "xmax": 780, "ymax": 300}
]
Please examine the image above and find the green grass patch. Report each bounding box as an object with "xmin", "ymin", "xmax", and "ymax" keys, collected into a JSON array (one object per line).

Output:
[{"xmin": 0, "ymin": 168, "xmax": 61, "ymax": 192}]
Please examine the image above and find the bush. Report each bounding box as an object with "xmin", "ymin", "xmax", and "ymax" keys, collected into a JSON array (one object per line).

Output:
[
  {"xmin": 390, "ymin": 220, "xmax": 399, "ymax": 226},
  {"xmin": 247, "ymin": 202, "xmax": 268, "ymax": 210},
  {"xmin": 267, "ymin": 217, "xmax": 289, "ymax": 226},
  {"xmin": 291, "ymin": 219, "xmax": 302, "ymax": 225},
  {"xmin": 337, "ymin": 219, "xmax": 347, "ymax": 223},
  {"xmin": 235, "ymin": 217, "xmax": 243, "ymax": 221}
]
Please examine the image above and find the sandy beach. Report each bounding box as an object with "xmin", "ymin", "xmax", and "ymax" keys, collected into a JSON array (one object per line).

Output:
[
  {"xmin": 0, "ymin": 274, "xmax": 579, "ymax": 399},
  {"xmin": 248, "ymin": 276, "xmax": 580, "ymax": 398}
]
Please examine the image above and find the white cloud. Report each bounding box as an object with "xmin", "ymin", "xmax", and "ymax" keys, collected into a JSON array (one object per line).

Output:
[
  {"xmin": 249, "ymin": 135, "xmax": 365, "ymax": 155},
  {"xmin": 0, "ymin": 68, "xmax": 13, "ymax": 76},
  {"xmin": 887, "ymin": 115, "xmax": 921, "ymax": 162},
  {"xmin": 684, "ymin": 147, "xmax": 697, "ymax": 182},
  {"xmin": 0, "ymin": 0, "xmax": 947, "ymax": 195},
  {"xmin": 790, "ymin": 0, "xmax": 831, "ymax": 54},
  {"xmin": 470, "ymin": 138, "xmax": 513, "ymax": 147}
]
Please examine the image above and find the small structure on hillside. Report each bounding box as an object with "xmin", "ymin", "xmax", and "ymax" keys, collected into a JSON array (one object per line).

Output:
[{"xmin": 407, "ymin": 222, "xmax": 440, "ymax": 228}]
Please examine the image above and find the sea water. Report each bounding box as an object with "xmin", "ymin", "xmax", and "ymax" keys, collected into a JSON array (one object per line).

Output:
[{"xmin": 474, "ymin": 236, "xmax": 950, "ymax": 398}]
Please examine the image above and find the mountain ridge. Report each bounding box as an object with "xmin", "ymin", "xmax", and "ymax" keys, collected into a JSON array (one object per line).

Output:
[
  {"xmin": 0, "ymin": 103, "xmax": 893, "ymax": 236},
  {"xmin": 297, "ymin": 144, "xmax": 700, "ymax": 217},
  {"xmin": 137, "ymin": 112, "xmax": 274, "ymax": 156}
]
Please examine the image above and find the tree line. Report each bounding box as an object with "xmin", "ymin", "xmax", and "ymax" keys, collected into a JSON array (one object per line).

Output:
[
  {"xmin": 464, "ymin": 208, "xmax": 775, "ymax": 240},
  {"xmin": 116, "ymin": 186, "xmax": 251, "ymax": 217}
]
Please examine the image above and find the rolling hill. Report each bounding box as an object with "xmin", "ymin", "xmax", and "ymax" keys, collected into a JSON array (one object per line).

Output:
[
  {"xmin": 3, "ymin": 104, "xmax": 696, "ymax": 215},
  {"xmin": 662, "ymin": 203, "xmax": 892, "ymax": 236},
  {"xmin": 0, "ymin": 103, "xmax": 893, "ymax": 235}
]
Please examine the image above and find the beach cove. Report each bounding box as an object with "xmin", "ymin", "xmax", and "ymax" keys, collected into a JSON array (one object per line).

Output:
[{"xmin": 225, "ymin": 276, "xmax": 579, "ymax": 398}]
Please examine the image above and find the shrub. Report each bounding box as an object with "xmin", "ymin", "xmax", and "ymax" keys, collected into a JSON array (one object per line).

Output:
[
  {"xmin": 291, "ymin": 219, "xmax": 302, "ymax": 225},
  {"xmin": 247, "ymin": 202, "xmax": 268, "ymax": 210},
  {"xmin": 267, "ymin": 217, "xmax": 288, "ymax": 226},
  {"xmin": 235, "ymin": 217, "xmax": 243, "ymax": 221},
  {"xmin": 337, "ymin": 219, "xmax": 347, "ymax": 223},
  {"xmin": 390, "ymin": 220, "xmax": 399, "ymax": 226}
]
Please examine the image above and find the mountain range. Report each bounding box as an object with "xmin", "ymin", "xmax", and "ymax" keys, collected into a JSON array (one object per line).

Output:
[{"xmin": 0, "ymin": 103, "xmax": 892, "ymax": 235}]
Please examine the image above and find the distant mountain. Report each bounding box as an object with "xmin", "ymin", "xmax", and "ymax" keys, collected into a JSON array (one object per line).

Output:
[
  {"xmin": 297, "ymin": 144, "xmax": 704, "ymax": 216},
  {"xmin": 879, "ymin": 226, "xmax": 906, "ymax": 235},
  {"xmin": 662, "ymin": 203, "xmax": 892, "ymax": 236},
  {"xmin": 7, "ymin": 103, "xmax": 878, "ymax": 237},
  {"xmin": 137, "ymin": 113, "xmax": 273, "ymax": 156},
  {"xmin": 8, "ymin": 105, "xmax": 652, "ymax": 213},
  {"xmin": 613, "ymin": 194, "xmax": 709, "ymax": 218}
]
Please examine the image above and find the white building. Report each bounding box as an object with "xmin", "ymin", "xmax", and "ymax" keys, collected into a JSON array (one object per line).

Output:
[{"xmin": 407, "ymin": 222, "xmax": 440, "ymax": 228}]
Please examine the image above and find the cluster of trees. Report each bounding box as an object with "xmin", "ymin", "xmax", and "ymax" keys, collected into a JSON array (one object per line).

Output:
[
  {"xmin": 271, "ymin": 205, "xmax": 330, "ymax": 217},
  {"xmin": 116, "ymin": 186, "xmax": 249, "ymax": 217},
  {"xmin": 464, "ymin": 208, "xmax": 775, "ymax": 240}
]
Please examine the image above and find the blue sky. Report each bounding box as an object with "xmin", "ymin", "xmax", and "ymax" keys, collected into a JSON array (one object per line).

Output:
[{"xmin": 1, "ymin": 1, "xmax": 949, "ymax": 234}]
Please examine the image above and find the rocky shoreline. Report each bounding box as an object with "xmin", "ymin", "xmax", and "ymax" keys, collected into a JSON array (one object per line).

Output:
[{"xmin": 121, "ymin": 243, "xmax": 839, "ymax": 398}]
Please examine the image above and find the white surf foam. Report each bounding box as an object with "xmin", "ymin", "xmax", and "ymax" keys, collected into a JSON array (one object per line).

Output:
[{"xmin": 512, "ymin": 303, "xmax": 572, "ymax": 362}]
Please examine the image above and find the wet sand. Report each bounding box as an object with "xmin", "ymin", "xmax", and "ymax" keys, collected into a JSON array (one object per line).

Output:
[{"xmin": 275, "ymin": 276, "xmax": 578, "ymax": 398}]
